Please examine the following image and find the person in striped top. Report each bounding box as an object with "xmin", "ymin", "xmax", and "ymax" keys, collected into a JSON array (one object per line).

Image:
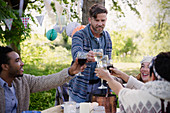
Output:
[{"xmin": 69, "ymin": 3, "xmax": 112, "ymax": 103}]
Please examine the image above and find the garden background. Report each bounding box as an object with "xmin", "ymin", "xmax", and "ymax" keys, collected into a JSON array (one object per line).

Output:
[{"xmin": 0, "ymin": 0, "xmax": 169, "ymax": 111}]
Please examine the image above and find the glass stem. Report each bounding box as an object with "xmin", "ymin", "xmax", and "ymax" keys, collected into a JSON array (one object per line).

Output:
[{"xmin": 101, "ymin": 79, "xmax": 103, "ymax": 85}]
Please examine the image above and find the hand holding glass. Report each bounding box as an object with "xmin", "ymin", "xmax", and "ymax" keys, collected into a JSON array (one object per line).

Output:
[
  {"xmin": 98, "ymin": 55, "xmax": 108, "ymax": 89},
  {"xmin": 107, "ymin": 59, "xmax": 114, "ymax": 73},
  {"xmin": 93, "ymin": 49, "xmax": 103, "ymax": 68}
]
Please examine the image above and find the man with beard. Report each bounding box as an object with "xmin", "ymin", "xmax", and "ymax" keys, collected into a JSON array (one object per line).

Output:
[
  {"xmin": 69, "ymin": 4, "xmax": 112, "ymax": 102},
  {"xmin": 0, "ymin": 46, "xmax": 87, "ymax": 113}
]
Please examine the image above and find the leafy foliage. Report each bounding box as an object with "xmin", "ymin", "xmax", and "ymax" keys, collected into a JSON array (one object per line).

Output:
[
  {"xmin": 111, "ymin": 0, "xmax": 141, "ymax": 18},
  {"xmin": 21, "ymin": 34, "xmax": 72, "ymax": 66},
  {"xmin": 0, "ymin": 0, "xmax": 141, "ymax": 50},
  {"xmin": 21, "ymin": 36, "xmax": 140, "ymax": 110},
  {"xmin": 0, "ymin": 0, "xmax": 17, "ymax": 20},
  {"xmin": 110, "ymin": 30, "xmax": 137, "ymax": 61},
  {"xmin": 24, "ymin": 63, "xmax": 70, "ymax": 110},
  {"xmin": 21, "ymin": 35, "xmax": 71, "ymax": 110}
]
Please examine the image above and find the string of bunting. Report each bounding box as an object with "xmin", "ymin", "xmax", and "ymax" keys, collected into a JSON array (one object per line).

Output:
[
  {"xmin": 4, "ymin": 17, "xmax": 30, "ymax": 30},
  {"xmin": 3, "ymin": 0, "xmax": 84, "ymax": 41}
]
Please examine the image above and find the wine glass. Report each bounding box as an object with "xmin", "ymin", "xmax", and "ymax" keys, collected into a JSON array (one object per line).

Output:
[
  {"xmin": 93, "ymin": 49, "xmax": 103, "ymax": 68},
  {"xmin": 107, "ymin": 59, "xmax": 114, "ymax": 73},
  {"xmin": 98, "ymin": 55, "xmax": 108, "ymax": 89},
  {"xmin": 77, "ymin": 51, "xmax": 87, "ymax": 76}
]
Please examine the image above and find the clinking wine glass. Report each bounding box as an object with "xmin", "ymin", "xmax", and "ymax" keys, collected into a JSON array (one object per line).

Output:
[
  {"xmin": 93, "ymin": 49, "xmax": 103, "ymax": 68},
  {"xmin": 77, "ymin": 51, "xmax": 87, "ymax": 76},
  {"xmin": 107, "ymin": 59, "xmax": 114, "ymax": 73},
  {"xmin": 98, "ymin": 55, "xmax": 108, "ymax": 89}
]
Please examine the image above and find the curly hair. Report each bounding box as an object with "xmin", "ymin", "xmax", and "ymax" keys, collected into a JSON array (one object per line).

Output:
[{"xmin": 0, "ymin": 46, "xmax": 13, "ymax": 73}]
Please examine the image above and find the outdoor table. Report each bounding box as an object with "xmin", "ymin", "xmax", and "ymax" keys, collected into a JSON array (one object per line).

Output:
[
  {"xmin": 41, "ymin": 104, "xmax": 120, "ymax": 113},
  {"xmin": 41, "ymin": 105, "xmax": 63, "ymax": 113}
]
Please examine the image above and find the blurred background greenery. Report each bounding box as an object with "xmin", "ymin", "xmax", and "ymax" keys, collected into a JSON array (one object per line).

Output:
[
  {"xmin": 19, "ymin": 33, "xmax": 141, "ymax": 110},
  {"xmin": 0, "ymin": 0, "xmax": 169, "ymax": 111},
  {"xmin": 18, "ymin": 31, "xmax": 161, "ymax": 110}
]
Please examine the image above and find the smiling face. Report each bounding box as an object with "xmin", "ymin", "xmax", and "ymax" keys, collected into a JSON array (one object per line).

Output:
[
  {"xmin": 89, "ymin": 13, "xmax": 107, "ymax": 36},
  {"xmin": 7, "ymin": 51, "xmax": 24, "ymax": 78},
  {"xmin": 140, "ymin": 62, "xmax": 150, "ymax": 82}
]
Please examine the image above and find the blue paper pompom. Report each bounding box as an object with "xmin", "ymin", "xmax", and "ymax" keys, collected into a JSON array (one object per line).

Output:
[{"xmin": 46, "ymin": 29, "xmax": 57, "ymax": 41}]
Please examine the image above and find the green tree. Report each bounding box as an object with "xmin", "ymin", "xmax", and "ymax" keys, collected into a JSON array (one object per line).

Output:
[
  {"xmin": 0, "ymin": 0, "xmax": 141, "ymax": 54},
  {"xmin": 111, "ymin": 30, "xmax": 137, "ymax": 57},
  {"xmin": 137, "ymin": 0, "xmax": 170, "ymax": 55}
]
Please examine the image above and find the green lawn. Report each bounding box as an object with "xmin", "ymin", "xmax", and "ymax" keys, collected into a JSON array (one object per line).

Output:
[{"xmin": 114, "ymin": 63, "xmax": 140, "ymax": 76}]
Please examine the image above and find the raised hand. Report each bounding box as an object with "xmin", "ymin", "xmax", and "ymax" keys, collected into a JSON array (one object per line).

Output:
[
  {"xmin": 69, "ymin": 58, "xmax": 86, "ymax": 76},
  {"xmin": 87, "ymin": 51, "xmax": 95, "ymax": 62},
  {"xmin": 94, "ymin": 68, "xmax": 111, "ymax": 81}
]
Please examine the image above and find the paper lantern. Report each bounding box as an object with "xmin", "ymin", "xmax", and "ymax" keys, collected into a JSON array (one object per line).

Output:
[
  {"xmin": 46, "ymin": 29, "xmax": 57, "ymax": 41},
  {"xmin": 71, "ymin": 25, "xmax": 86, "ymax": 37},
  {"xmin": 53, "ymin": 24, "xmax": 66, "ymax": 34},
  {"xmin": 66, "ymin": 22, "xmax": 80, "ymax": 37}
]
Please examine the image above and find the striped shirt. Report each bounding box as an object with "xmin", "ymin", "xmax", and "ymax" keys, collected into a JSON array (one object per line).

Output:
[{"xmin": 69, "ymin": 24, "xmax": 112, "ymax": 102}]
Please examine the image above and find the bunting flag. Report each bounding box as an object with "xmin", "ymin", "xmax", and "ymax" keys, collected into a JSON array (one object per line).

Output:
[
  {"xmin": 4, "ymin": 18, "xmax": 13, "ymax": 30},
  {"xmin": 20, "ymin": 17, "xmax": 29, "ymax": 28},
  {"xmin": 36, "ymin": 15, "xmax": 44, "ymax": 26}
]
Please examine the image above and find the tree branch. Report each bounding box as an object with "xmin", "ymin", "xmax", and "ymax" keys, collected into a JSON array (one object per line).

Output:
[{"xmin": 28, "ymin": 0, "xmax": 37, "ymax": 3}]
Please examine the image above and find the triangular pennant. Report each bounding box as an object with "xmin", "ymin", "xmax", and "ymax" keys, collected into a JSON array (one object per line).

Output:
[
  {"xmin": 4, "ymin": 18, "xmax": 13, "ymax": 30},
  {"xmin": 20, "ymin": 17, "xmax": 29, "ymax": 28},
  {"xmin": 36, "ymin": 15, "xmax": 44, "ymax": 26}
]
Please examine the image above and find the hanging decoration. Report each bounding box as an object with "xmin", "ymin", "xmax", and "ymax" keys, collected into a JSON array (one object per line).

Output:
[
  {"xmin": 4, "ymin": 19, "xmax": 13, "ymax": 30},
  {"xmin": 66, "ymin": 22, "xmax": 81, "ymax": 37},
  {"xmin": 71, "ymin": 25, "xmax": 86, "ymax": 37},
  {"xmin": 53, "ymin": 24, "xmax": 66, "ymax": 34},
  {"xmin": 54, "ymin": 1, "xmax": 64, "ymax": 30},
  {"xmin": 36, "ymin": 15, "xmax": 44, "ymax": 26},
  {"xmin": 46, "ymin": 29, "xmax": 57, "ymax": 41},
  {"xmin": 42, "ymin": 0, "xmax": 83, "ymax": 37},
  {"xmin": 20, "ymin": 17, "xmax": 29, "ymax": 28},
  {"xmin": 43, "ymin": 0, "xmax": 56, "ymax": 28},
  {"xmin": 54, "ymin": 14, "xmax": 66, "ymax": 34},
  {"xmin": 43, "ymin": 0, "xmax": 52, "ymax": 12}
]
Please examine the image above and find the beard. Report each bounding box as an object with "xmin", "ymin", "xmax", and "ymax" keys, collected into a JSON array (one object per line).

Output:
[
  {"xmin": 9, "ymin": 73, "xmax": 23, "ymax": 78},
  {"xmin": 15, "ymin": 74, "xmax": 23, "ymax": 77},
  {"xmin": 9, "ymin": 70, "xmax": 24, "ymax": 78},
  {"xmin": 91, "ymin": 24, "xmax": 104, "ymax": 34}
]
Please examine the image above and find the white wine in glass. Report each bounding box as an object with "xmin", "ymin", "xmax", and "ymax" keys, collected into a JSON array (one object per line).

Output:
[
  {"xmin": 93, "ymin": 49, "xmax": 103, "ymax": 67},
  {"xmin": 98, "ymin": 55, "xmax": 108, "ymax": 89}
]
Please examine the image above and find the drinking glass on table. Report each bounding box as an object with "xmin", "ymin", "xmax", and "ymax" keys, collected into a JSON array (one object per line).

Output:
[
  {"xmin": 64, "ymin": 101, "xmax": 76, "ymax": 113},
  {"xmin": 77, "ymin": 51, "xmax": 87, "ymax": 76},
  {"xmin": 98, "ymin": 55, "xmax": 108, "ymax": 89}
]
